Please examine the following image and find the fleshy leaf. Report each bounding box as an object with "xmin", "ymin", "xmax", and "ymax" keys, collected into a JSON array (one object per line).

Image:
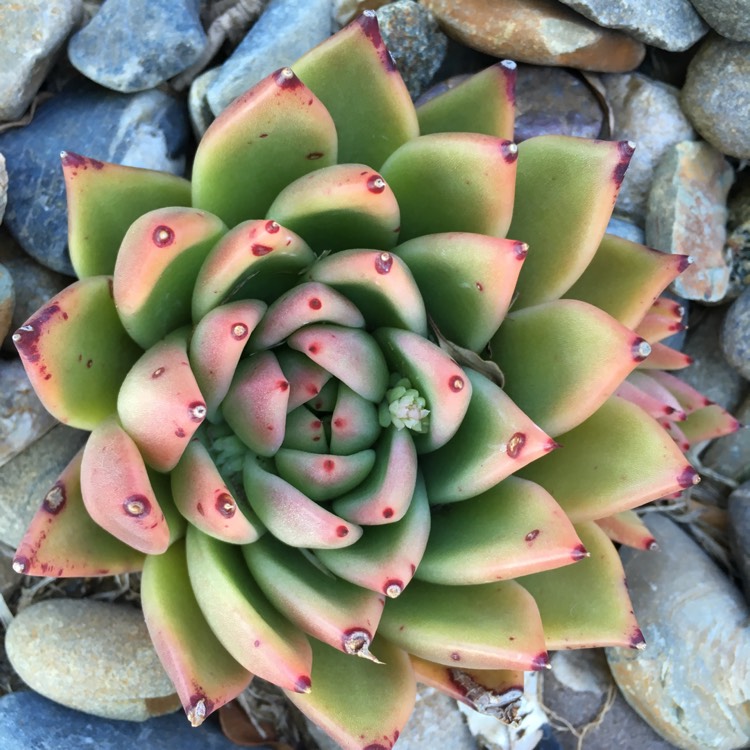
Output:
[
  {"xmin": 308, "ymin": 250, "xmax": 427, "ymax": 335},
  {"xmin": 379, "ymin": 133, "xmax": 517, "ymax": 243},
  {"xmin": 518, "ymin": 522, "xmax": 643, "ymax": 650},
  {"xmin": 395, "ymin": 232, "xmax": 527, "ymax": 352},
  {"xmin": 266, "ymin": 164, "xmax": 400, "ymax": 254},
  {"xmin": 62, "ymin": 154, "xmax": 192, "ymax": 278},
  {"xmin": 417, "ymin": 476, "xmax": 584, "ymax": 585},
  {"xmin": 13, "ymin": 448, "xmax": 145, "ymax": 577},
  {"xmin": 141, "ymin": 539, "xmax": 253, "ymax": 726},
  {"xmin": 243, "ymin": 453, "xmax": 362, "ymax": 549},
  {"xmin": 316, "ymin": 473, "xmax": 430, "ymax": 598},
  {"xmin": 285, "ymin": 636, "xmax": 415, "ymax": 750},
  {"xmin": 509, "ymin": 137, "xmax": 634, "ymax": 308},
  {"xmin": 596, "ymin": 510, "xmax": 658, "ymax": 551},
  {"xmin": 517, "ymin": 397, "xmax": 697, "ymax": 523},
  {"xmin": 564, "ymin": 234, "xmax": 690, "ymax": 329},
  {"xmin": 679, "ymin": 404, "xmax": 741, "ymax": 445},
  {"xmin": 282, "ymin": 406, "xmax": 329, "ymax": 453},
  {"xmin": 244, "ymin": 535, "xmax": 385, "ymax": 659},
  {"xmin": 192, "ymin": 68, "xmax": 337, "ymax": 227},
  {"xmin": 113, "ymin": 208, "xmax": 226, "ymax": 349},
  {"xmin": 292, "ymin": 11, "xmax": 419, "ymax": 167},
  {"xmin": 635, "ymin": 311, "xmax": 686, "ymax": 344},
  {"xmin": 332, "ymin": 425, "xmax": 417, "ymax": 525},
  {"xmin": 80, "ymin": 417, "xmax": 170, "ymax": 554},
  {"xmin": 416, "ymin": 61, "xmax": 516, "ymax": 141},
  {"xmin": 490, "ymin": 299, "xmax": 650, "ymax": 437},
  {"xmin": 185, "ymin": 525, "xmax": 313, "ymax": 692},
  {"xmin": 379, "ymin": 579, "xmax": 547, "ymax": 671},
  {"xmin": 636, "ymin": 342, "xmax": 692, "ymax": 370},
  {"xmin": 421, "ymin": 369, "xmax": 554, "ymax": 504},
  {"xmin": 620, "ymin": 371, "xmax": 686, "ymax": 421},
  {"xmin": 276, "ymin": 348, "xmax": 333, "ymax": 412},
  {"xmin": 192, "ymin": 220, "xmax": 316, "ymax": 320},
  {"xmin": 13, "ymin": 277, "xmax": 141, "ymax": 431},
  {"xmin": 330, "ymin": 383, "xmax": 382, "ymax": 455},
  {"xmin": 118, "ymin": 329, "xmax": 206, "ymax": 472},
  {"xmin": 171, "ymin": 439, "xmax": 262, "ymax": 544}
]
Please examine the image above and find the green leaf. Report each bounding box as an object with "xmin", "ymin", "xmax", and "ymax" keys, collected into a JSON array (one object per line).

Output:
[
  {"xmin": 141, "ymin": 539, "xmax": 252, "ymax": 726},
  {"xmin": 13, "ymin": 277, "xmax": 142, "ymax": 431},
  {"xmin": 517, "ymin": 397, "xmax": 696, "ymax": 523},
  {"xmin": 282, "ymin": 406, "xmax": 330, "ymax": 453},
  {"xmin": 62, "ymin": 153, "xmax": 191, "ymax": 278},
  {"xmin": 417, "ymin": 60, "xmax": 516, "ymax": 140},
  {"xmin": 518, "ymin": 522, "xmax": 643, "ymax": 649},
  {"xmin": 292, "ymin": 12, "xmax": 419, "ymax": 168},
  {"xmin": 380, "ymin": 133, "xmax": 517, "ymax": 243},
  {"xmin": 417, "ymin": 476, "xmax": 583, "ymax": 585},
  {"xmin": 330, "ymin": 383, "xmax": 382, "ymax": 455},
  {"xmin": 508, "ymin": 136, "xmax": 634, "ymax": 308},
  {"xmin": 192, "ymin": 68, "xmax": 337, "ymax": 227},
  {"xmin": 490, "ymin": 299, "xmax": 649, "ymax": 437}
]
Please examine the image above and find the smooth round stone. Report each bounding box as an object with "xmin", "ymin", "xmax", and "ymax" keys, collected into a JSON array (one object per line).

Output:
[
  {"xmin": 701, "ymin": 394, "xmax": 750, "ymax": 497},
  {"xmin": 722, "ymin": 286, "xmax": 750, "ymax": 379},
  {"xmin": 689, "ymin": 0, "xmax": 750, "ymax": 42},
  {"xmin": 0, "ymin": 261, "xmax": 13, "ymax": 342},
  {"xmin": 607, "ymin": 515, "xmax": 750, "ymax": 750},
  {"xmin": 602, "ymin": 73, "xmax": 696, "ymax": 223},
  {"xmin": 376, "ymin": 0, "xmax": 448, "ymax": 99},
  {"xmin": 0, "ymin": 424, "xmax": 87, "ymax": 548},
  {"xmin": 556, "ymin": 0, "xmax": 707, "ymax": 51},
  {"xmin": 606, "ymin": 216, "xmax": 645, "ymax": 244},
  {"xmin": 681, "ymin": 36, "xmax": 750, "ymax": 160},
  {"xmin": 188, "ymin": 66, "xmax": 221, "ymax": 139},
  {"xmin": 0, "ymin": 152, "xmax": 7, "ymax": 225},
  {"xmin": 6, "ymin": 599, "xmax": 179, "ymax": 722},
  {"xmin": 420, "ymin": 0, "xmax": 645, "ymax": 72},
  {"xmin": 515, "ymin": 64, "xmax": 602, "ymax": 142},
  {"xmin": 0, "ymin": 0, "xmax": 83, "ymax": 121},
  {"xmin": 646, "ymin": 141, "xmax": 733, "ymax": 303},
  {"xmin": 0, "ymin": 691, "xmax": 241, "ymax": 750},
  {"xmin": 729, "ymin": 481, "xmax": 750, "ymax": 603}
]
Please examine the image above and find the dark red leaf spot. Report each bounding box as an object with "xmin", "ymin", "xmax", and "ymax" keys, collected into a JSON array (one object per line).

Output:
[
  {"xmin": 306, "ymin": 152, "xmax": 324, "ymax": 160},
  {"xmin": 613, "ymin": 141, "xmax": 635, "ymax": 187},
  {"xmin": 501, "ymin": 140, "xmax": 518, "ymax": 163},
  {"xmin": 507, "ymin": 432, "xmax": 526, "ymax": 458},
  {"xmin": 525, "ymin": 529, "xmax": 540, "ymax": 542},
  {"xmin": 44, "ymin": 374, "xmax": 52, "ymax": 380},
  {"xmin": 677, "ymin": 255, "xmax": 692, "ymax": 272},
  {"xmin": 231, "ymin": 323, "xmax": 249, "ymax": 340},
  {"xmin": 175, "ymin": 427, "xmax": 186, "ymax": 438},
  {"xmin": 449, "ymin": 375, "xmax": 464, "ymax": 392},
  {"xmin": 333, "ymin": 417, "xmax": 345, "ymax": 428},
  {"xmin": 374, "ymin": 252, "xmax": 393, "ymax": 274},
  {"xmin": 152, "ymin": 225, "xmax": 175, "ymax": 247},
  {"xmin": 265, "ymin": 220, "xmax": 280, "ymax": 233},
  {"xmin": 450, "ymin": 652, "xmax": 461, "ymax": 662},
  {"xmin": 123, "ymin": 494, "xmax": 151, "ymax": 518},
  {"xmin": 382, "ymin": 507, "xmax": 394, "ymax": 519},
  {"xmin": 323, "ymin": 459, "xmax": 335, "ymax": 472},
  {"xmin": 311, "ymin": 420, "xmax": 322, "ymax": 429},
  {"xmin": 251, "ymin": 243, "xmax": 273, "ymax": 256},
  {"xmin": 86, "ymin": 359, "xmax": 93, "ymax": 368},
  {"xmin": 336, "ymin": 525, "xmax": 349, "ymax": 538},
  {"xmin": 254, "ymin": 639, "xmax": 261, "ymax": 647},
  {"xmin": 308, "ymin": 343, "xmax": 319, "ymax": 355},
  {"xmin": 277, "ymin": 380, "xmax": 289, "ymax": 392},
  {"xmin": 367, "ymin": 174, "xmax": 386, "ymax": 193},
  {"xmin": 514, "ymin": 241, "xmax": 529, "ymax": 260},
  {"xmin": 475, "ymin": 281, "xmax": 484, "ymax": 291},
  {"xmin": 630, "ymin": 627, "xmax": 646, "ymax": 649},
  {"xmin": 259, "ymin": 133, "xmax": 268, "ymax": 138},
  {"xmin": 62, "ymin": 312, "xmax": 69, "ymax": 320},
  {"xmin": 216, "ymin": 492, "xmax": 236, "ymax": 518},
  {"xmin": 677, "ymin": 465, "xmax": 699, "ymax": 488},
  {"xmin": 275, "ymin": 68, "xmax": 303, "ymax": 89},
  {"xmin": 312, "ymin": 436, "xmax": 321, "ymax": 441},
  {"xmin": 152, "ymin": 367, "xmax": 165, "ymax": 379},
  {"xmin": 544, "ymin": 439, "xmax": 562, "ymax": 452},
  {"xmin": 531, "ymin": 652, "xmax": 550, "ymax": 670},
  {"xmin": 196, "ymin": 502, "xmax": 205, "ymax": 516},
  {"xmin": 42, "ymin": 482, "xmax": 66, "ymax": 515},
  {"xmin": 294, "ymin": 675, "xmax": 312, "ymax": 693},
  {"xmin": 309, "ymin": 297, "xmax": 322, "ymax": 310},
  {"xmin": 410, "ymin": 563, "xmax": 416, "ymax": 574},
  {"xmin": 571, "ymin": 544, "xmax": 588, "ymax": 561}
]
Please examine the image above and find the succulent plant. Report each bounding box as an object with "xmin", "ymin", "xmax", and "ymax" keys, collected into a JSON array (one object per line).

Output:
[{"xmin": 10, "ymin": 12, "xmax": 739, "ymax": 748}]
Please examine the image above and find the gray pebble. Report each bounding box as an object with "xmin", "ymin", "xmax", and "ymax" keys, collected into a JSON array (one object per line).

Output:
[
  {"xmin": 728, "ymin": 481, "xmax": 750, "ymax": 603},
  {"xmin": 722, "ymin": 286, "xmax": 750, "ymax": 380},
  {"xmin": 689, "ymin": 0, "xmax": 750, "ymax": 42},
  {"xmin": 607, "ymin": 514, "xmax": 750, "ymax": 750},
  {"xmin": 681, "ymin": 35, "xmax": 750, "ymax": 160},
  {"xmin": 207, "ymin": 0, "xmax": 333, "ymax": 117},
  {"xmin": 0, "ymin": 0, "xmax": 83, "ymax": 121},
  {"xmin": 606, "ymin": 216, "xmax": 645, "ymax": 244},
  {"xmin": 188, "ymin": 66, "xmax": 221, "ymax": 139},
  {"xmin": 6, "ymin": 599, "xmax": 179, "ymax": 721},
  {"xmin": 556, "ymin": 0, "xmax": 707, "ymax": 52},
  {"xmin": 0, "ymin": 152, "xmax": 7, "ymax": 224},
  {"xmin": 0, "ymin": 260, "xmax": 12, "ymax": 342}
]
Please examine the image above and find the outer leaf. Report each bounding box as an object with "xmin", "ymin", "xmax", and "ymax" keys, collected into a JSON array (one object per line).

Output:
[
  {"xmin": 509, "ymin": 137, "xmax": 634, "ymax": 308},
  {"xmin": 292, "ymin": 11, "xmax": 419, "ymax": 168},
  {"xmin": 380, "ymin": 133, "xmax": 517, "ymax": 243},
  {"xmin": 637, "ymin": 341, "xmax": 692, "ymax": 370},
  {"xmin": 518, "ymin": 522, "xmax": 644, "ymax": 650},
  {"xmin": 13, "ymin": 277, "xmax": 141, "ymax": 430},
  {"xmin": 379, "ymin": 579, "xmax": 548, "ymax": 671},
  {"xmin": 118, "ymin": 329, "xmax": 206, "ymax": 472},
  {"xmin": 244, "ymin": 535, "xmax": 385, "ymax": 658},
  {"xmin": 80, "ymin": 417, "xmax": 170, "ymax": 554},
  {"xmin": 192, "ymin": 68, "xmax": 337, "ymax": 227},
  {"xmin": 285, "ymin": 637, "xmax": 415, "ymax": 750},
  {"xmin": 517, "ymin": 397, "xmax": 698, "ymax": 523},
  {"xmin": 564, "ymin": 234, "xmax": 690, "ymax": 329},
  {"xmin": 13, "ymin": 448, "xmax": 145, "ymax": 577},
  {"xmin": 62, "ymin": 153, "xmax": 191, "ymax": 278},
  {"xmin": 679, "ymin": 404, "xmax": 741, "ymax": 445},
  {"xmin": 417, "ymin": 61, "xmax": 516, "ymax": 141},
  {"xmin": 394, "ymin": 232, "xmax": 527, "ymax": 351},
  {"xmin": 417, "ymin": 476, "xmax": 584, "ymax": 585},
  {"xmin": 596, "ymin": 510, "xmax": 658, "ymax": 551},
  {"xmin": 266, "ymin": 164, "xmax": 400, "ymax": 254},
  {"xmin": 113, "ymin": 208, "xmax": 226, "ymax": 349},
  {"xmin": 490, "ymin": 299, "xmax": 650, "ymax": 437},
  {"xmin": 635, "ymin": 311, "xmax": 686, "ymax": 344},
  {"xmin": 317, "ymin": 473, "xmax": 431, "ymax": 598},
  {"xmin": 185, "ymin": 525, "xmax": 314, "ymax": 693},
  {"xmin": 421, "ymin": 368, "xmax": 555, "ymax": 504},
  {"xmin": 141, "ymin": 539, "xmax": 253, "ymax": 726}
]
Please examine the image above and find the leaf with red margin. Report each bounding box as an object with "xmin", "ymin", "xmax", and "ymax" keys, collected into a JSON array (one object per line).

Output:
[
  {"xmin": 517, "ymin": 397, "xmax": 698, "ymax": 523},
  {"xmin": 636, "ymin": 341, "xmax": 692, "ymax": 370},
  {"xmin": 192, "ymin": 68, "xmax": 337, "ymax": 228},
  {"xmin": 679, "ymin": 404, "xmax": 741, "ymax": 445},
  {"xmin": 285, "ymin": 636, "xmax": 416, "ymax": 750},
  {"xmin": 13, "ymin": 276, "xmax": 142, "ymax": 431},
  {"xmin": 510, "ymin": 137, "xmax": 634, "ymax": 308},
  {"xmin": 596, "ymin": 510, "xmax": 658, "ymax": 551},
  {"xmin": 292, "ymin": 11, "xmax": 418, "ymax": 168},
  {"xmin": 62, "ymin": 153, "xmax": 191, "ymax": 278},
  {"xmin": 518, "ymin": 522, "xmax": 644, "ymax": 650},
  {"xmin": 13, "ymin": 448, "xmax": 145, "ymax": 577},
  {"xmin": 141, "ymin": 538, "xmax": 253, "ymax": 727}
]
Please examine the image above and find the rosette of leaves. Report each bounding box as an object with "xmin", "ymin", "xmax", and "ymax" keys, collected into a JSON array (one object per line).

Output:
[{"xmin": 10, "ymin": 13, "xmax": 739, "ymax": 749}]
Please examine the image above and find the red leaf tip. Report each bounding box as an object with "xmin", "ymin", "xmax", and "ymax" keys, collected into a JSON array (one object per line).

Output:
[{"xmin": 531, "ymin": 652, "xmax": 551, "ymax": 670}]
